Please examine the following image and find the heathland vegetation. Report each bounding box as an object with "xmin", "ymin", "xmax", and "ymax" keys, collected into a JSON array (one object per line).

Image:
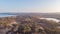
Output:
[{"xmin": 0, "ymin": 16, "xmax": 60, "ymax": 34}]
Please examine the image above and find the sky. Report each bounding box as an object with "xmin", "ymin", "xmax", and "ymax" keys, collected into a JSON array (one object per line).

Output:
[{"xmin": 0, "ymin": 0, "xmax": 60, "ymax": 13}]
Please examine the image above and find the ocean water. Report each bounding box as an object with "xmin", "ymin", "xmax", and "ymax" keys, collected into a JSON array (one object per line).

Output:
[{"xmin": 0, "ymin": 14, "xmax": 16, "ymax": 17}]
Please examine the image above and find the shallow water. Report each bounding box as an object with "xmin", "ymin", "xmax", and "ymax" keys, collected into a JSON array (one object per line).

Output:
[{"xmin": 40, "ymin": 18, "xmax": 60, "ymax": 23}]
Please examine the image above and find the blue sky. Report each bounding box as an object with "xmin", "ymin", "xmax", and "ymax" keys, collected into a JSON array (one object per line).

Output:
[{"xmin": 0, "ymin": 0, "xmax": 60, "ymax": 13}]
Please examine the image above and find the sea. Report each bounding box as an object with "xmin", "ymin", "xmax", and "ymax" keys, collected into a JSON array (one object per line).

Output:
[{"xmin": 0, "ymin": 13, "xmax": 16, "ymax": 17}]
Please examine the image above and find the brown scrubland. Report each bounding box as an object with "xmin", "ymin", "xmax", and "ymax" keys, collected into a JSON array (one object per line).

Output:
[{"xmin": 0, "ymin": 16, "xmax": 60, "ymax": 34}]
